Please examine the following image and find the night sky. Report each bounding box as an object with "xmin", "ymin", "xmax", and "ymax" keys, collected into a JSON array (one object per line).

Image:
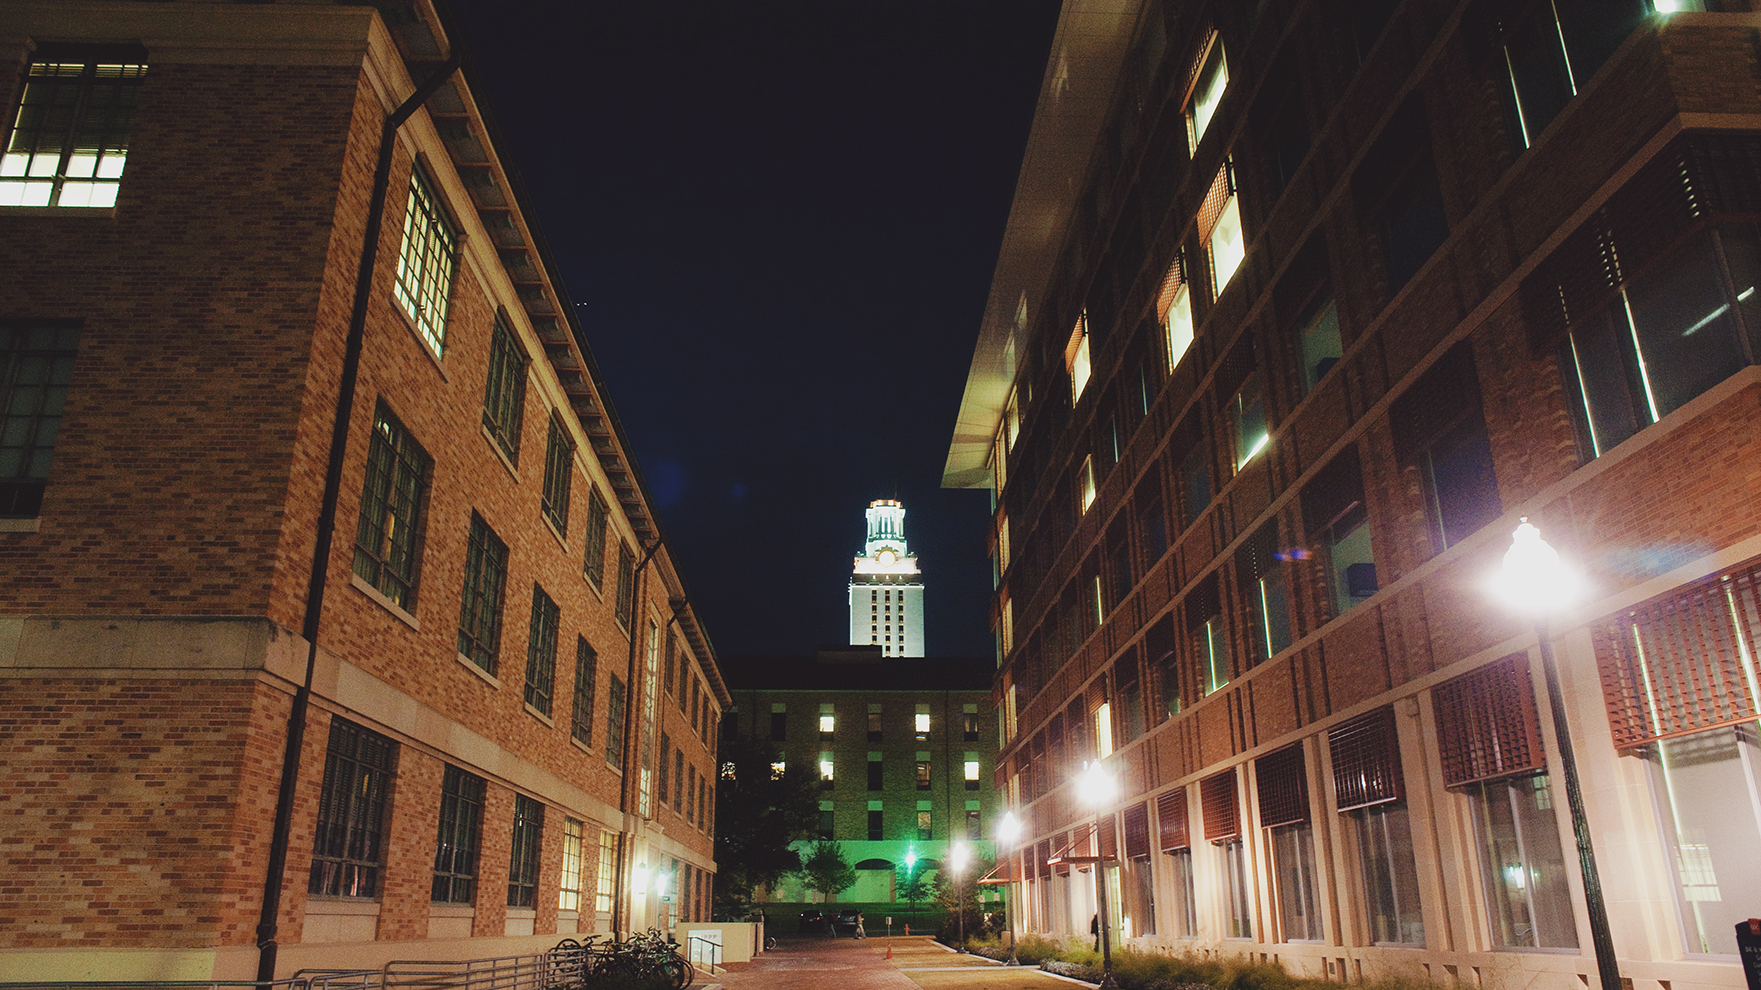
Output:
[{"xmin": 443, "ymin": 2, "xmax": 1062, "ymax": 665}]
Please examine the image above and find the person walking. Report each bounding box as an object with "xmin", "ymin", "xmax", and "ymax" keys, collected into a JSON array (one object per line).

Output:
[
  {"xmin": 854, "ymin": 913, "xmax": 866, "ymax": 939},
  {"xmin": 1091, "ymin": 913, "xmax": 1100, "ymax": 951}
]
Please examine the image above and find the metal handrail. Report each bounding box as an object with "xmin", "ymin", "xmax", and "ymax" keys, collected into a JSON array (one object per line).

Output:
[{"xmin": 684, "ymin": 934, "xmax": 722, "ymax": 972}]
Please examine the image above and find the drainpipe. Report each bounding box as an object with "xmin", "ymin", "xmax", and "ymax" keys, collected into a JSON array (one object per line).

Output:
[
  {"xmin": 612, "ymin": 538, "xmax": 663, "ymax": 939},
  {"xmin": 254, "ymin": 52, "xmax": 460, "ymax": 985}
]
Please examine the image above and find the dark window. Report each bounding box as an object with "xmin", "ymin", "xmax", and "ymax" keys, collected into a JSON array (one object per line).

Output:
[
  {"xmin": 606, "ymin": 675, "xmax": 627, "ymax": 771},
  {"xmin": 1393, "ymin": 343, "xmax": 1500, "ymax": 553},
  {"xmin": 769, "ymin": 710, "xmax": 787, "ymax": 742},
  {"xmin": 457, "ymin": 513, "xmax": 508, "ymax": 673},
  {"xmin": 507, "ymin": 794, "xmax": 544, "ymax": 908},
  {"xmin": 582, "ymin": 488, "xmax": 609, "ymax": 587},
  {"xmin": 868, "ymin": 809, "xmax": 883, "ymax": 840},
  {"xmin": 352, "ymin": 404, "xmax": 430, "ymax": 611},
  {"xmin": 1178, "ymin": 439, "xmax": 1211, "ymax": 530},
  {"xmin": 570, "ymin": 637, "xmax": 596, "ymax": 747},
  {"xmin": 1298, "ymin": 300, "xmax": 1343, "ymax": 394},
  {"xmin": 310, "ymin": 718, "xmax": 397, "ymax": 898},
  {"xmin": 540, "ymin": 412, "xmax": 573, "ymax": 535},
  {"xmin": 966, "ymin": 810, "xmax": 982, "ymax": 840},
  {"xmin": 1255, "ymin": 56, "xmax": 1310, "ymax": 195},
  {"xmin": 818, "ymin": 809, "xmax": 835, "ymax": 840},
  {"xmin": 659, "ymin": 734, "xmax": 671, "ymax": 804},
  {"xmin": 614, "ymin": 542, "xmax": 635, "ymax": 627},
  {"xmin": 1238, "ymin": 523, "xmax": 1292, "ymax": 663},
  {"xmin": 0, "ymin": 322, "xmax": 80, "ymax": 517},
  {"xmin": 1146, "ymin": 615, "xmax": 1179, "ymax": 720},
  {"xmin": 1120, "ymin": 667, "xmax": 1146, "ymax": 742},
  {"xmin": 1302, "ymin": 447, "xmax": 1377, "ymax": 618},
  {"xmin": 1, "ymin": 50, "xmax": 146, "ymax": 209},
  {"xmin": 481, "ymin": 315, "xmax": 527, "ymax": 462},
  {"xmin": 1187, "ymin": 573, "xmax": 1231, "ymax": 695},
  {"xmin": 915, "ymin": 761, "xmax": 931, "ymax": 791},
  {"xmin": 1138, "ymin": 491, "xmax": 1169, "ymax": 567},
  {"xmin": 1357, "ymin": 101, "xmax": 1446, "ymax": 294},
  {"xmin": 867, "ymin": 707, "xmax": 882, "ymax": 741},
  {"xmin": 868, "ymin": 759, "xmax": 883, "ymax": 791},
  {"xmin": 524, "ymin": 585, "xmax": 559, "ymax": 716},
  {"xmin": 1496, "ymin": 0, "xmax": 1650, "ymax": 152},
  {"xmin": 432, "ymin": 764, "xmax": 486, "ymax": 904},
  {"xmin": 675, "ymin": 749, "xmax": 686, "ymax": 809}
]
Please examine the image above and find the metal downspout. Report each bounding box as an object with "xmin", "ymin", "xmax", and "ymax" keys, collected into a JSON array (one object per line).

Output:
[{"xmin": 254, "ymin": 51, "xmax": 460, "ymax": 984}]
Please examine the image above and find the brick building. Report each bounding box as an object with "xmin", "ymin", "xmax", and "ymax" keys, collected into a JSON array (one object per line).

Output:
[
  {"xmin": 0, "ymin": 0, "xmax": 723, "ymax": 980},
  {"xmin": 949, "ymin": 2, "xmax": 1761, "ymax": 989},
  {"xmin": 721, "ymin": 650, "xmax": 997, "ymax": 905}
]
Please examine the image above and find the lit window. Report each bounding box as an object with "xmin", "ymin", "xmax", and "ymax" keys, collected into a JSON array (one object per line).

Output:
[
  {"xmin": 595, "ymin": 830, "xmax": 616, "ymax": 913},
  {"xmin": 1094, "ymin": 702, "xmax": 1114, "ymax": 758},
  {"xmin": 1209, "ymin": 169, "xmax": 1246, "ymax": 298},
  {"xmin": 964, "ymin": 755, "xmax": 981, "ymax": 791},
  {"xmin": 393, "ymin": 168, "xmax": 459, "ymax": 354},
  {"xmin": 1066, "ymin": 314, "xmax": 1092, "ymax": 402},
  {"xmin": 770, "ymin": 760, "xmax": 786, "ymax": 780},
  {"xmin": 1186, "ymin": 37, "xmax": 1228, "ymax": 154},
  {"xmin": 819, "ymin": 714, "xmax": 836, "ymax": 736},
  {"xmin": 1468, "ymin": 776, "xmax": 1577, "ymax": 949},
  {"xmin": 1648, "ymin": 725, "xmax": 1761, "ymax": 954},
  {"xmin": 558, "ymin": 817, "xmax": 584, "ymax": 912},
  {"xmin": 820, "ymin": 754, "xmax": 835, "ymax": 788},
  {"xmin": 1, "ymin": 55, "xmax": 146, "ymax": 209},
  {"xmin": 1079, "ymin": 455, "xmax": 1096, "ymax": 512},
  {"xmin": 1167, "ymin": 283, "xmax": 1193, "ymax": 369},
  {"xmin": 914, "ymin": 711, "xmax": 931, "ymax": 737}
]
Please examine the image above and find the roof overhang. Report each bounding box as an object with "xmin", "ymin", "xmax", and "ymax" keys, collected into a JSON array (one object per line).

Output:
[{"xmin": 942, "ymin": 0, "xmax": 1139, "ymax": 489}]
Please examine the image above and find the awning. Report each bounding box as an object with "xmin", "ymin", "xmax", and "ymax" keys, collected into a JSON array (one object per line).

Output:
[{"xmin": 1045, "ymin": 822, "xmax": 1110, "ymax": 865}]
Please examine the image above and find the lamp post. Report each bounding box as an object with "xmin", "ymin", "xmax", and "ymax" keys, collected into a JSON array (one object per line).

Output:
[
  {"xmin": 1077, "ymin": 761, "xmax": 1120, "ymax": 990},
  {"xmin": 904, "ymin": 848, "xmax": 918, "ymax": 923},
  {"xmin": 1498, "ymin": 519, "xmax": 1621, "ymax": 990},
  {"xmin": 996, "ymin": 811, "xmax": 1022, "ymax": 965},
  {"xmin": 949, "ymin": 841, "xmax": 970, "ymax": 951}
]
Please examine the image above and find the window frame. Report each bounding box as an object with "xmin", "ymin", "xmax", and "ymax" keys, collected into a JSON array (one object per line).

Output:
[
  {"xmin": 481, "ymin": 314, "xmax": 528, "ymax": 463},
  {"xmin": 352, "ymin": 403, "xmax": 431, "ymax": 612},
  {"xmin": 432, "ymin": 764, "xmax": 486, "ymax": 904},
  {"xmin": 310, "ymin": 718, "xmax": 398, "ymax": 899},
  {"xmin": 393, "ymin": 165, "xmax": 459, "ymax": 356},
  {"xmin": 507, "ymin": 794, "xmax": 544, "ymax": 909},
  {"xmin": 457, "ymin": 513, "xmax": 509, "ymax": 673},
  {"xmin": 540, "ymin": 411, "xmax": 574, "ymax": 536},
  {"xmin": 1, "ymin": 51, "xmax": 147, "ymax": 209},
  {"xmin": 524, "ymin": 584, "xmax": 560, "ymax": 716},
  {"xmin": 0, "ymin": 322, "xmax": 81, "ymax": 518}
]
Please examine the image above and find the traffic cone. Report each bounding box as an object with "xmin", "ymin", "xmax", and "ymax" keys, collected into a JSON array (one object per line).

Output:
[{"xmin": 885, "ymin": 945, "xmax": 893, "ymax": 960}]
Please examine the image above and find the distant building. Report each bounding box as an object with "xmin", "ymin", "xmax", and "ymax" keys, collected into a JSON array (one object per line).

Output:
[
  {"xmin": 723, "ymin": 650, "xmax": 994, "ymax": 904},
  {"xmin": 0, "ymin": 1, "xmax": 721, "ymax": 980},
  {"xmin": 849, "ymin": 499, "xmax": 924, "ymax": 657},
  {"xmin": 949, "ymin": 0, "xmax": 1761, "ymax": 986}
]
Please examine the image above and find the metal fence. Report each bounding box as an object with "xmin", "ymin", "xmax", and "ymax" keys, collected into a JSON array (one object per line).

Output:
[{"xmin": 1, "ymin": 945, "xmax": 580, "ymax": 990}]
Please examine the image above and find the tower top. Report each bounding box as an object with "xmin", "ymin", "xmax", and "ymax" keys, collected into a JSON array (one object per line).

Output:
[{"xmin": 856, "ymin": 499, "xmax": 918, "ymax": 575}]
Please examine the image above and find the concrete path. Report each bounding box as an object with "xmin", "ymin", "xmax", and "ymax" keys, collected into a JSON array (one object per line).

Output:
[{"xmin": 706, "ymin": 935, "xmax": 1084, "ymax": 990}]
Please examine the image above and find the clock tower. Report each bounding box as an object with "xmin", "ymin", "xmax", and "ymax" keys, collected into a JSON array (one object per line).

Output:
[{"xmin": 849, "ymin": 499, "xmax": 924, "ymax": 657}]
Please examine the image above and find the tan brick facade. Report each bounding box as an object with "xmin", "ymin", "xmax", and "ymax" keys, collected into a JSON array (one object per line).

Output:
[{"xmin": 0, "ymin": 2, "xmax": 723, "ymax": 980}]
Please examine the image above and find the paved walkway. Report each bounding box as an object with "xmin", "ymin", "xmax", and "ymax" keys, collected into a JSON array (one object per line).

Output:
[{"xmin": 705, "ymin": 935, "xmax": 1082, "ymax": 990}]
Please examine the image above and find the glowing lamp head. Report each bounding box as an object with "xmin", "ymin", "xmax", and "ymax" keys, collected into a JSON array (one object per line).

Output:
[
  {"xmin": 1076, "ymin": 760, "xmax": 1115, "ymax": 808},
  {"xmin": 949, "ymin": 841, "xmax": 970, "ymax": 873},
  {"xmin": 1498, "ymin": 518, "xmax": 1578, "ymax": 618},
  {"xmin": 996, "ymin": 811, "xmax": 1022, "ymax": 844},
  {"xmin": 654, "ymin": 870, "xmax": 670, "ymax": 897},
  {"xmin": 904, "ymin": 849, "xmax": 917, "ymax": 872},
  {"xmin": 631, "ymin": 862, "xmax": 650, "ymax": 894}
]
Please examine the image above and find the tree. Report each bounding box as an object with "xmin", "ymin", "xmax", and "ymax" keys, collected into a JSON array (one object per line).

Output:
[
  {"xmin": 932, "ymin": 856, "xmax": 990, "ymax": 943},
  {"xmin": 797, "ymin": 840, "xmax": 858, "ymax": 903},
  {"xmin": 711, "ymin": 736, "xmax": 820, "ymax": 918},
  {"xmin": 895, "ymin": 860, "xmax": 932, "ymax": 913}
]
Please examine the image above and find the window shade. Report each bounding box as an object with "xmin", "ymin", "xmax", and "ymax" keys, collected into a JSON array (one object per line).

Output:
[
  {"xmin": 1390, "ymin": 341, "xmax": 1482, "ymax": 465},
  {"xmin": 1433, "ymin": 653, "xmax": 1546, "ymax": 787},
  {"xmin": 1523, "ymin": 133, "xmax": 1761, "ymax": 353},
  {"xmin": 1235, "ymin": 520, "xmax": 1282, "ymax": 593},
  {"xmin": 1098, "ymin": 815, "xmax": 1118, "ymax": 860},
  {"xmin": 1156, "ymin": 787, "xmax": 1190, "ymax": 851},
  {"xmin": 1596, "ymin": 557, "xmax": 1761, "ymax": 750},
  {"xmin": 1123, "ymin": 803, "xmax": 1151, "ymax": 858},
  {"xmin": 1198, "ymin": 162, "xmax": 1234, "ymax": 242},
  {"xmin": 1156, "ymin": 249, "xmax": 1187, "ymax": 326},
  {"xmin": 1214, "ymin": 333, "xmax": 1257, "ymax": 399},
  {"xmin": 1036, "ymin": 838, "xmax": 1051, "ymax": 878},
  {"xmin": 1329, "ymin": 706, "xmax": 1404, "ymax": 811},
  {"xmin": 1255, "ymin": 743, "xmax": 1309, "ymax": 827},
  {"xmin": 1185, "ymin": 571, "xmax": 1224, "ymax": 629},
  {"xmin": 1301, "ymin": 447, "xmax": 1366, "ymax": 538},
  {"xmin": 1201, "ymin": 770, "xmax": 1240, "ymax": 841},
  {"xmin": 1274, "ymin": 232, "xmax": 1330, "ymax": 325}
]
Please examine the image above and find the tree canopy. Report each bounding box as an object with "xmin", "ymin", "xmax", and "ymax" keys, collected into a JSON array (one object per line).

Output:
[
  {"xmin": 798, "ymin": 840, "xmax": 858, "ymax": 902},
  {"xmin": 710, "ymin": 736, "xmax": 820, "ymax": 917}
]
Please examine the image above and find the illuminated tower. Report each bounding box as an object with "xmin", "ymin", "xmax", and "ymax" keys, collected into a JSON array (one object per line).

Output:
[{"xmin": 849, "ymin": 499, "xmax": 924, "ymax": 657}]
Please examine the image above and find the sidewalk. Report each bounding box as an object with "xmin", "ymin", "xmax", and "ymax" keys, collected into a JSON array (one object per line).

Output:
[{"xmin": 707, "ymin": 935, "xmax": 1081, "ymax": 990}]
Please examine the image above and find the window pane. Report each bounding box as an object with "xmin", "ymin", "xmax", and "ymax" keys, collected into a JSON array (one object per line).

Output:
[
  {"xmin": 1187, "ymin": 42, "xmax": 1228, "ymax": 153},
  {"xmin": 1355, "ymin": 803, "xmax": 1424, "ymax": 945},
  {"xmin": 1470, "ymin": 776, "xmax": 1578, "ymax": 949},
  {"xmin": 1298, "ymin": 300, "xmax": 1342, "ymax": 393},
  {"xmin": 1210, "ymin": 194, "xmax": 1246, "ymax": 297},
  {"xmin": 1167, "ymin": 286, "xmax": 1194, "ymax": 370},
  {"xmin": 1565, "ymin": 308, "xmax": 1643, "ymax": 458},
  {"xmin": 1272, "ymin": 824, "xmax": 1321, "ymax": 941},
  {"xmin": 1327, "ymin": 512, "xmax": 1377, "ymax": 616},
  {"xmin": 1422, "ymin": 417, "xmax": 1500, "ymax": 551},
  {"xmin": 1625, "ymin": 233, "xmax": 1746, "ymax": 421},
  {"xmin": 1650, "ymin": 725, "xmax": 1761, "ymax": 955}
]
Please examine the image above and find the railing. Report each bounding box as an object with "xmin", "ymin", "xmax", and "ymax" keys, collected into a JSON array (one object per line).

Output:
[
  {"xmin": 684, "ymin": 935, "xmax": 722, "ymax": 973},
  {"xmin": 0, "ymin": 945, "xmax": 577, "ymax": 990},
  {"xmin": 0, "ymin": 976, "xmax": 381, "ymax": 990}
]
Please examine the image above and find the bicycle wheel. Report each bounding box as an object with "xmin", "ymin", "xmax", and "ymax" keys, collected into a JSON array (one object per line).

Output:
[{"xmin": 662, "ymin": 955, "xmax": 695, "ymax": 990}]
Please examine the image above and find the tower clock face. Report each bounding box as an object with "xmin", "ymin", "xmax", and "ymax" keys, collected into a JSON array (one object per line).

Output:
[{"xmin": 877, "ymin": 549, "xmax": 897, "ymax": 566}]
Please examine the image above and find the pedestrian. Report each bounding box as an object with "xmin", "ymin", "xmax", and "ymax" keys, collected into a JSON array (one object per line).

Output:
[
  {"xmin": 1091, "ymin": 913, "xmax": 1100, "ymax": 951},
  {"xmin": 855, "ymin": 912, "xmax": 866, "ymax": 939}
]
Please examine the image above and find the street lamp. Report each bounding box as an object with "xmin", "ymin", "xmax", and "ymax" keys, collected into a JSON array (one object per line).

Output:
[
  {"xmin": 1076, "ymin": 761, "xmax": 1120, "ymax": 990},
  {"xmin": 949, "ymin": 841, "xmax": 971, "ymax": 951},
  {"xmin": 1498, "ymin": 519, "xmax": 1620, "ymax": 990},
  {"xmin": 995, "ymin": 811, "xmax": 1022, "ymax": 965},
  {"xmin": 903, "ymin": 848, "xmax": 919, "ymax": 922}
]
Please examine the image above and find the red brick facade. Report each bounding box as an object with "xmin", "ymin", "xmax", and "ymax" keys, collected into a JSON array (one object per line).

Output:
[{"xmin": 0, "ymin": 2, "xmax": 722, "ymax": 980}]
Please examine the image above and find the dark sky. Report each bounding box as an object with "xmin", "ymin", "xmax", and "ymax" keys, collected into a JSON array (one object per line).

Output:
[{"xmin": 443, "ymin": 1, "xmax": 1060, "ymax": 663}]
